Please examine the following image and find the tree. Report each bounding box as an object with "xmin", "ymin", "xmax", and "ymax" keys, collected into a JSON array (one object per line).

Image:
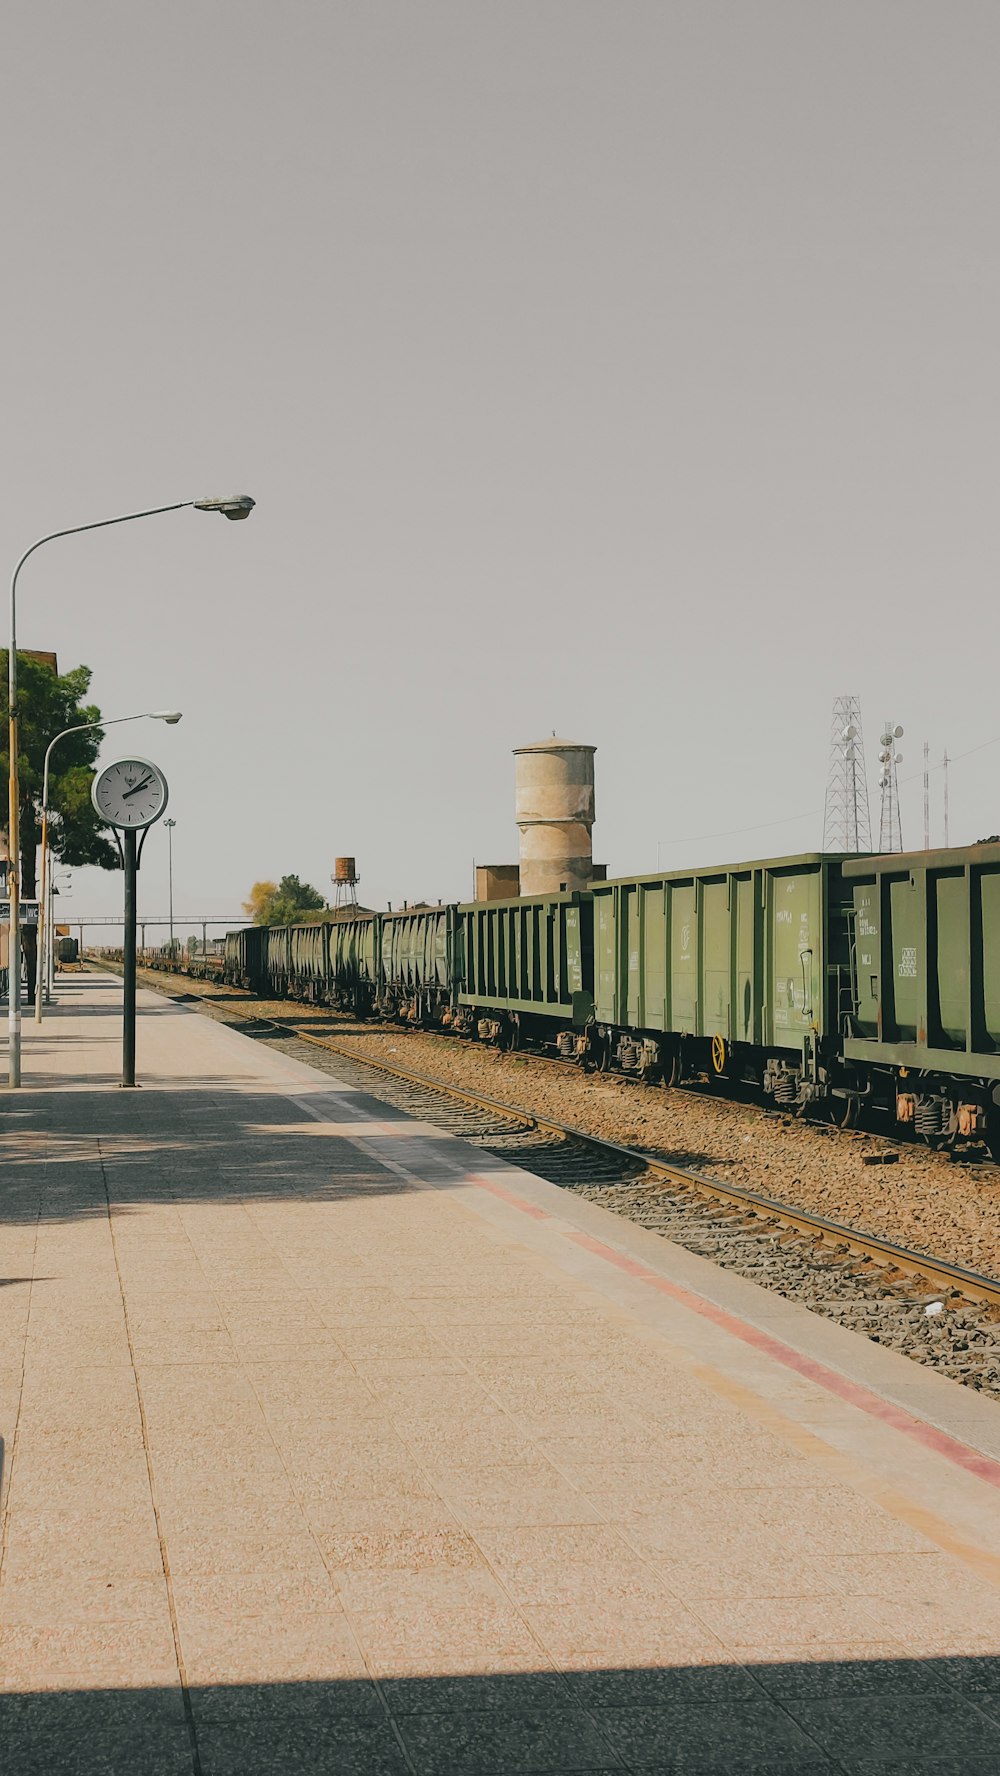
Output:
[
  {"xmin": 0, "ymin": 652, "xmax": 119, "ymax": 993},
  {"xmin": 0, "ymin": 652, "xmax": 119, "ymax": 893},
  {"xmin": 243, "ymin": 875, "xmax": 327, "ymax": 926}
]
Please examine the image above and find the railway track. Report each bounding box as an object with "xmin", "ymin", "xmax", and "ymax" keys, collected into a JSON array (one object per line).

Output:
[{"xmin": 98, "ymin": 961, "xmax": 1000, "ymax": 1397}]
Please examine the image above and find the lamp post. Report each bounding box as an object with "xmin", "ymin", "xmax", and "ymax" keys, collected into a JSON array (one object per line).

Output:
[
  {"xmin": 164, "ymin": 819, "xmax": 176, "ymax": 959},
  {"xmin": 35, "ymin": 711, "xmax": 183, "ymax": 1023},
  {"xmin": 7, "ymin": 493, "xmax": 253, "ymax": 1085},
  {"xmin": 47, "ymin": 872, "xmax": 71, "ymax": 998}
]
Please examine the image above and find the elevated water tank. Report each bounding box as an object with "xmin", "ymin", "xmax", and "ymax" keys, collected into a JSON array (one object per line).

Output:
[{"xmin": 514, "ymin": 737, "xmax": 596, "ymax": 896}]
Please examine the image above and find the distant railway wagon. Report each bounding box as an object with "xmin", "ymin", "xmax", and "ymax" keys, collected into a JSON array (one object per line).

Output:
[
  {"xmin": 378, "ymin": 905, "xmax": 457, "ymax": 1023},
  {"xmin": 457, "ymin": 891, "xmax": 592, "ymax": 1047},
  {"xmin": 286, "ymin": 921, "xmax": 330, "ymax": 999},
  {"xmin": 223, "ymin": 925, "xmax": 268, "ymax": 992},
  {"xmin": 329, "ymin": 914, "xmax": 378, "ymax": 1013},
  {"xmin": 223, "ymin": 838, "xmax": 1000, "ymax": 1157},
  {"xmin": 841, "ymin": 843, "xmax": 1000, "ymax": 1147}
]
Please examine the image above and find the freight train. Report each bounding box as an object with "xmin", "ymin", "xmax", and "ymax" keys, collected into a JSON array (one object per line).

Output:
[{"xmin": 223, "ymin": 841, "xmax": 1000, "ymax": 1158}]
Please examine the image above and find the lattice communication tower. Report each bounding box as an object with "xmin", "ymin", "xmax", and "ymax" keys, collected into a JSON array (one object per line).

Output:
[
  {"xmin": 877, "ymin": 724, "xmax": 904, "ymax": 853},
  {"xmin": 822, "ymin": 697, "xmax": 872, "ymax": 853}
]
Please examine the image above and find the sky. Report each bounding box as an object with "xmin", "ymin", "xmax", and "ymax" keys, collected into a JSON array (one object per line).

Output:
[{"xmin": 2, "ymin": 2, "xmax": 998, "ymax": 935}]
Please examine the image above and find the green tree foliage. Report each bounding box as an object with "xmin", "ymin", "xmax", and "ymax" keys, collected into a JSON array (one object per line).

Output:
[
  {"xmin": 243, "ymin": 875, "xmax": 327, "ymax": 926},
  {"xmin": 0, "ymin": 652, "xmax": 119, "ymax": 897}
]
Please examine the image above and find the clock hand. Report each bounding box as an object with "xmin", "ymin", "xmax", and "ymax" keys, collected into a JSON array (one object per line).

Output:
[{"xmin": 121, "ymin": 776, "xmax": 154, "ymax": 801}]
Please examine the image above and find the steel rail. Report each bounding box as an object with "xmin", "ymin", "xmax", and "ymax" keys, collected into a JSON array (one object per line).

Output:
[{"xmin": 112, "ymin": 960, "xmax": 1000, "ymax": 1316}]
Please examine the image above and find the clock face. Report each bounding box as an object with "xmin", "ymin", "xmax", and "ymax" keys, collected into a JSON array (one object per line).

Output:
[{"xmin": 91, "ymin": 758, "xmax": 169, "ymax": 830}]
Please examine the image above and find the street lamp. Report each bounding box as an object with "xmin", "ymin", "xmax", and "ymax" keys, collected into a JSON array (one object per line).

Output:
[
  {"xmin": 164, "ymin": 819, "xmax": 176, "ymax": 958},
  {"xmin": 7, "ymin": 494, "xmax": 253, "ymax": 1085},
  {"xmin": 35, "ymin": 710, "xmax": 183, "ymax": 1023}
]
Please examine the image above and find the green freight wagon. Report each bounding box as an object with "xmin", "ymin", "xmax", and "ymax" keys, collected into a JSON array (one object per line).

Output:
[
  {"xmin": 591, "ymin": 854, "xmax": 853, "ymax": 1098},
  {"xmin": 286, "ymin": 922, "xmax": 330, "ymax": 1001},
  {"xmin": 264, "ymin": 925, "xmax": 292, "ymax": 994},
  {"xmin": 329, "ymin": 912, "xmax": 379, "ymax": 1013},
  {"xmin": 224, "ymin": 926, "xmax": 268, "ymax": 991},
  {"xmin": 377, "ymin": 905, "xmax": 459, "ymax": 1023},
  {"xmin": 841, "ymin": 842, "xmax": 1000, "ymax": 1151},
  {"xmin": 458, "ymin": 891, "xmax": 593, "ymax": 1048}
]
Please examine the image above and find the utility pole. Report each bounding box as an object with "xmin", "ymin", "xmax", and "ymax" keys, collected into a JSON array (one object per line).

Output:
[
  {"xmin": 923, "ymin": 741, "xmax": 930, "ymax": 849},
  {"xmin": 164, "ymin": 819, "xmax": 176, "ymax": 956},
  {"xmin": 943, "ymin": 749, "xmax": 950, "ymax": 847}
]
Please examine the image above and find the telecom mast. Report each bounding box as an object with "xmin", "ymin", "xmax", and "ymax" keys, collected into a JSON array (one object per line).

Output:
[
  {"xmin": 822, "ymin": 697, "xmax": 872, "ymax": 852},
  {"xmin": 878, "ymin": 724, "xmax": 904, "ymax": 852}
]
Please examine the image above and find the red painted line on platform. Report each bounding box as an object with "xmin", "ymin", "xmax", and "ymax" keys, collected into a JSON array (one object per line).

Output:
[
  {"xmin": 469, "ymin": 1174, "xmax": 552, "ymax": 1220},
  {"xmin": 565, "ymin": 1227, "xmax": 1000, "ymax": 1491}
]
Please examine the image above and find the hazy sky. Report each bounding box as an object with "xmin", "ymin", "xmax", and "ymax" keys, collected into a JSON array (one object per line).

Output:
[{"xmin": 3, "ymin": 2, "xmax": 997, "ymax": 933}]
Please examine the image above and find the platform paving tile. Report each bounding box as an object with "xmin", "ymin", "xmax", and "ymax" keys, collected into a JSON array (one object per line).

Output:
[
  {"xmin": 394, "ymin": 1703, "xmax": 624, "ymax": 1774},
  {"xmin": 196, "ymin": 1718, "xmax": 413, "ymax": 1776},
  {"xmin": 785, "ymin": 1691, "xmax": 1000, "ymax": 1767},
  {"xmin": 0, "ymin": 1724, "xmax": 196, "ymax": 1776},
  {"xmin": 0, "ymin": 1572, "xmax": 170, "ymax": 1626},
  {"xmin": 0, "ymin": 1618, "xmax": 179, "ymax": 1690},
  {"xmin": 573, "ymin": 1696, "xmax": 827, "ymax": 1769}
]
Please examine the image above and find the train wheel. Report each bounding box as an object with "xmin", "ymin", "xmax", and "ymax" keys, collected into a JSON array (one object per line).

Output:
[{"xmin": 987, "ymin": 1109, "xmax": 1000, "ymax": 1163}]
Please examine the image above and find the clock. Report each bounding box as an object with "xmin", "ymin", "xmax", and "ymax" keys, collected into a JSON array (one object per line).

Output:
[{"xmin": 91, "ymin": 757, "xmax": 170, "ymax": 831}]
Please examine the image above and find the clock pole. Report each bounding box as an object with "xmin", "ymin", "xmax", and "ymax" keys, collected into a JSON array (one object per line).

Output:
[
  {"xmin": 122, "ymin": 827, "xmax": 138, "ymax": 1087},
  {"xmin": 92, "ymin": 756, "xmax": 170, "ymax": 1088}
]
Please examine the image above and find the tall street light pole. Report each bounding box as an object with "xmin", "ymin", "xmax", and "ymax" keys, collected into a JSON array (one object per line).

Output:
[
  {"xmin": 36, "ymin": 710, "xmax": 182, "ymax": 1023},
  {"xmin": 7, "ymin": 493, "xmax": 253, "ymax": 1086},
  {"xmin": 164, "ymin": 819, "xmax": 176, "ymax": 958}
]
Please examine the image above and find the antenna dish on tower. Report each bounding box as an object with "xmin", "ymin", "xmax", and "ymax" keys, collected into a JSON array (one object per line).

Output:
[{"xmin": 878, "ymin": 720, "xmax": 904, "ymax": 852}]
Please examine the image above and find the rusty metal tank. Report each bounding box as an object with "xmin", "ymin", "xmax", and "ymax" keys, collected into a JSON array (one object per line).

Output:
[
  {"xmin": 513, "ymin": 737, "xmax": 596, "ymax": 896},
  {"xmin": 333, "ymin": 857, "xmax": 358, "ymax": 884}
]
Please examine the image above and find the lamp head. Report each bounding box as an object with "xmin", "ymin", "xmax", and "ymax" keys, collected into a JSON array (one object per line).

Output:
[
  {"xmin": 194, "ymin": 494, "xmax": 255, "ymax": 521},
  {"xmin": 152, "ymin": 710, "xmax": 183, "ymax": 724}
]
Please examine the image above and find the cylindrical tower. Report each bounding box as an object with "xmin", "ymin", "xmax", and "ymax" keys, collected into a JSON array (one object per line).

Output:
[{"xmin": 513, "ymin": 738, "xmax": 596, "ymax": 896}]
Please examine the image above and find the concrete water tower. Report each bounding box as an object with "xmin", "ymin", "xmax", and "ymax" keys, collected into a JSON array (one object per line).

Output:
[{"xmin": 513, "ymin": 737, "xmax": 596, "ymax": 896}]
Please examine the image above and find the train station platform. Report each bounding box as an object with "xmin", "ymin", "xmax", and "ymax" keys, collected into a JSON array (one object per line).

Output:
[{"xmin": 3, "ymin": 973, "xmax": 1000, "ymax": 1773}]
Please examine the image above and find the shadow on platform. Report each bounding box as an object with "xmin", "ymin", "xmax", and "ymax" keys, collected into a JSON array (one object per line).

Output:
[
  {"xmin": 0, "ymin": 1074, "xmax": 495, "ymax": 1224},
  {"xmin": 2, "ymin": 1657, "xmax": 1000, "ymax": 1773}
]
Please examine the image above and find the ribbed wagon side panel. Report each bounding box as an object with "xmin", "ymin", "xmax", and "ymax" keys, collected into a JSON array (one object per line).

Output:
[
  {"xmin": 458, "ymin": 893, "xmax": 592, "ymax": 1023},
  {"xmin": 265, "ymin": 926, "xmax": 291, "ymax": 990},
  {"xmin": 331, "ymin": 914, "xmax": 378, "ymax": 1004},
  {"xmin": 288, "ymin": 922, "xmax": 329, "ymax": 991},
  {"xmin": 843, "ymin": 842, "xmax": 1000, "ymax": 1081},
  {"xmin": 982, "ymin": 870, "xmax": 1000, "ymax": 1049},
  {"xmin": 593, "ymin": 856, "xmax": 842, "ymax": 1051}
]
